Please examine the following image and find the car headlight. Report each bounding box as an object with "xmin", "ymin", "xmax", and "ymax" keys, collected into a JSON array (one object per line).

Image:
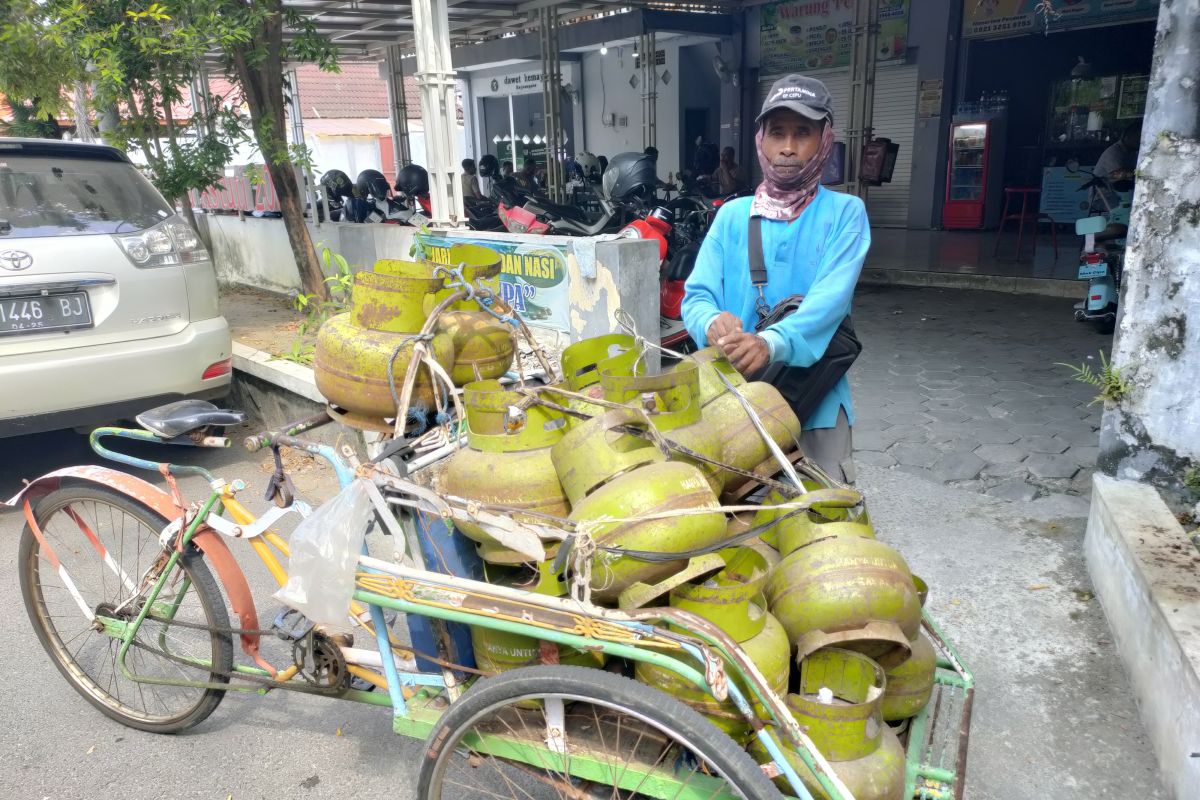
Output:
[{"xmin": 115, "ymin": 216, "xmax": 209, "ymax": 267}]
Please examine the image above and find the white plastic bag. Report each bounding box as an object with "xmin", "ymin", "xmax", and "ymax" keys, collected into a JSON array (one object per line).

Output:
[{"xmin": 275, "ymin": 479, "xmax": 372, "ymax": 627}]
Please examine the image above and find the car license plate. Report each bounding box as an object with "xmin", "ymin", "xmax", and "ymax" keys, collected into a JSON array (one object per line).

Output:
[
  {"xmin": 0, "ymin": 292, "xmax": 93, "ymax": 336},
  {"xmin": 1078, "ymin": 262, "xmax": 1108, "ymax": 279}
]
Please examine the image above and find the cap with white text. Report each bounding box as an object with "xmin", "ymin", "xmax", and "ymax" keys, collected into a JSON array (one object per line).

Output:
[{"xmin": 757, "ymin": 74, "xmax": 834, "ymax": 125}]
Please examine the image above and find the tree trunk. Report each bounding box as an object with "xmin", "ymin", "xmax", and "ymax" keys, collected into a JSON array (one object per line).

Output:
[
  {"xmin": 229, "ymin": 3, "xmax": 327, "ymax": 299},
  {"xmin": 161, "ymin": 93, "xmax": 201, "ymax": 233},
  {"xmin": 1098, "ymin": 0, "xmax": 1200, "ymax": 508}
]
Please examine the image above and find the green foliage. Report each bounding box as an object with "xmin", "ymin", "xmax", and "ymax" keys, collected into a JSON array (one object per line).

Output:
[
  {"xmin": 1, "ymin": 101, "xmax": 64, "ymax": 138},
  {"xmin": 0, "ymin": 0, "xmax": 77, "ymax": 122},
  {"xmin": 1056, "ymin": 350, "xmax": 1132, "ymax": 407},
  {"xmin": 1184, "ymin": 467, "xmax": 1200, "ymax": 494},
  {"xmin": 293, "ymin": 245, "xmax": 354, "ymax": 335},
  {"xmin": 275, "ymin": 338, "xmax": 316, "ymax": 367}
]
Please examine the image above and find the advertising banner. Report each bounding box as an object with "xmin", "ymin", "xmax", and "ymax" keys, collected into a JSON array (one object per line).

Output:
[
  {"xmin": 411, "ymin": 233, "xmax": 571, "ymax": 333},
  {"xmin": 963, "ymin": 0, "xmax": 1159, "ymax": 39},
  {"xmin": 189, "ymin": 169, "xmax": 281, "ymax": 214},
  {"xmin": 759, "ymin": 0, "xmax": 909, "ymax": 75}
]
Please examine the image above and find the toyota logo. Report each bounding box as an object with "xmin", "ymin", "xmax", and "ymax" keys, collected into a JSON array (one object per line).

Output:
[{"xmin": 0, "ymin": 250, "xmax": 33, "ymax": 271}]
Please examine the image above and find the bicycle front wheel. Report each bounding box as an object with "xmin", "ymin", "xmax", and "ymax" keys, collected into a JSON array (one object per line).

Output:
[
  {"xmin": 417, "ymin": 664, "xmax": 782, "ymax": 800},
  {"xmin": 19, "ymin": 485, "xmax": 234, "ymax": 733}
]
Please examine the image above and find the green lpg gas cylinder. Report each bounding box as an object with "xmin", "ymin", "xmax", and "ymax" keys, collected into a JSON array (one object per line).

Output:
[
  {"xmin": 600, "ymin": 361, "xmax": 726, "ymax": 494},
  {"xmin": 470, "ymin": 562, "xmax": 604, "ymax": 674},
  {"xmin": 440, "ymin": 380, "xmax": 569, "ymax": 559},
  {"xmin": 881, "ymin": 632, "xmax": 937, "ymax": 721},
  {"xmin": 748, "ymin": 648, "xmax": 905, "ymax": 799},
  {"xmin": 314, "ymin": 268, "xmax": 455, "ymax": 420},
  {"xmin": 635, "ymin": 549, "xmax": 789, "ymax": 740},
  {"xmin": 551, "ymin": 407, "xmax": 726, "ymax": 603},
  {"xmin": 765, "ymin": 535, "xmax": 921, "ymax": 669}
]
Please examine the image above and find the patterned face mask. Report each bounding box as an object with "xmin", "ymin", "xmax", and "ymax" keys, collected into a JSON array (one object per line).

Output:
[{"xmin": 751, "ymin": 121, "xmax": 836, "ymax": 221}]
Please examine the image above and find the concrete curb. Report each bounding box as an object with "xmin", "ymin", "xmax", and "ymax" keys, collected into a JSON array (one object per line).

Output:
[
  {"xmin": 1084, "ymin": 473, "xmax": 1200, "ymax": 800},
  {"xmin": 231, "ymin": 342, "xmax": 324, "ymax": 403},
  {"xmin": 229, "ymin": 341, "xmax": 366, "ymax": 449},
  {"xmin": 861, "ymin": 267, "xmax": 1081, "ymax": 298}
]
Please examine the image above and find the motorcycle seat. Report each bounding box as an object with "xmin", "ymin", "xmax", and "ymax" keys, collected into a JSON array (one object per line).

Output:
[{"xmin": 136, "ymin": 400, "xmax": 247, "ymax": 439}]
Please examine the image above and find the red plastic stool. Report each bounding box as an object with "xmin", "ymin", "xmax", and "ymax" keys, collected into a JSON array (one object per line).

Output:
[{"xmin": 994, "ymin": 187, "xmax": 1058, "ymax": 261}]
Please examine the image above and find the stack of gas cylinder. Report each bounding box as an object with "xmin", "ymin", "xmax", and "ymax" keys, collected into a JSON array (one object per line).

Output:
[
  {"xmin": 315, "ymin": 256, "xmax": 936, "ymax": 798},
  {"xmin": 434, "ymin": 329, "xmax": 939, "ymax": 799},
  {"xmin": 313, "ymin": 244, "xmax": 516, "ymax": 430}
]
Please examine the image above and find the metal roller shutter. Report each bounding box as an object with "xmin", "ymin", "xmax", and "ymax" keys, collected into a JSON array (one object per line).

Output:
[
  {"xmin": 864, "ymin": 64, "xmax": 918, "ymax": 227},
  {"xmin": 753, "ymin": 64, "xmax": 918, "ymax": 227}
]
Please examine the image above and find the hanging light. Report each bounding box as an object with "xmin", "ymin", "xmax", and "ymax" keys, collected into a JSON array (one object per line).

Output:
[
  {"xmin": 522, "ymin": 134, "xmax": 532, "ymax": 145},
  {"xmin": 533, "ymin": 134, "xmax": 543, "ymax": 144},
  {"xmin": 503, "ymin": 134, "xmax": 511, "ymax": 141},
  {"xmin": 492, "ymin": 134, "xmax": 502, "ymax": 144},
  {"xmin": 600, "ymin": 42, "xmax": 608, "ymax": 56}
]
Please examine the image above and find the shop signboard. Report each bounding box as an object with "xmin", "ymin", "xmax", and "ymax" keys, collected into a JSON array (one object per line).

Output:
[
  {"xmin": 1040, "ymin": 164, "xmax": 1096, "ymax": 224},
  {"xmin": 963, "ymin": 0, "xmax": 1159, "ymax": 39},
  {"xmin": 411, "ymin": 233, "xmax": 571, "ymax": 333},
  {"xmin": 759, "ymin": 0, "xmax": 909, "ymax": 75},
  {"xmin": 479, "ymin": 70, "xmax": 546, "ymax": 96}
]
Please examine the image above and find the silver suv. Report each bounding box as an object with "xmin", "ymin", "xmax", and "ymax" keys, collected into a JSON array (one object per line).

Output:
[{"xmin": 0, "ymin": 138, "xmax": 231, "ymax": 437}]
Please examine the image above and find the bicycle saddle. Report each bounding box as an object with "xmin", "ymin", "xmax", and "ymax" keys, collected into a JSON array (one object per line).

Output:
[{"xmin": 136, "ymin": 400, "xmax": 247, "ymax": 439}]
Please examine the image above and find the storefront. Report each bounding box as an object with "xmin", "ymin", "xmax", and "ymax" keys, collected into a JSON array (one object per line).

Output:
[
  {"xmin": 465, "ymin": 63, "xmax": 583, "ymax": 169},
  {"xmin": 952, "ymin": 1, "xmax": 1158, "ymax": 228},
  {"xmin": 750, "ymin": 0, "xmax": 919, "ymax": 227}
]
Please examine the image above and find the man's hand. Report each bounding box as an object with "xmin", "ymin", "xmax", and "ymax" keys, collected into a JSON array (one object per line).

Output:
[
  {"xmin": 707, "ymin": 311, "xmax": 743, "ymax": 345},
  {"xmin": 719, "ymin": 331, "xmax": 771, "ymax": 377}
]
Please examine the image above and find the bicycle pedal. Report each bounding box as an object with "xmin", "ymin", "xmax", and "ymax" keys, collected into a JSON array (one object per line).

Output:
[{"xmin": 272, "ymin": 606, "xmax": 316, "ymax": 641}]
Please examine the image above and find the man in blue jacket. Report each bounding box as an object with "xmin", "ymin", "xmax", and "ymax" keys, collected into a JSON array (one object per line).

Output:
[{"xmin": 682, "ymin": 75, "xmax": 870, "ymax": 483}]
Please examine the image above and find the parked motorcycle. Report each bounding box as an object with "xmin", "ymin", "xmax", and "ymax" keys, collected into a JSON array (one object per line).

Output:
[{"xmin": 1074, "ymin": 173, "xmax": 1132, "ymax": 334}]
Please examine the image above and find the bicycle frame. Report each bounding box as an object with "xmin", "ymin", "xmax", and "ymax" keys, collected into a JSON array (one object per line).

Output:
[{"xmin": 10, "ymin": 423, "xmax": 868, "ymax": 800}]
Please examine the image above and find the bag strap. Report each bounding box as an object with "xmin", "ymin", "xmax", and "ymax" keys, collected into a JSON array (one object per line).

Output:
[{"xmin": 747, "ymin": 215, "xmax": 771, "ymax": 319}]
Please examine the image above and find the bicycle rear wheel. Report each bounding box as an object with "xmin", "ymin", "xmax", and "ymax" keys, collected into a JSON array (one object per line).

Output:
[
  {"xmin": 19, "ymin": 485, "xmax": 233, "ymax": 733},
  {"xmin": 417, "ymin": 664, "xmax": 782, "ymax": 800}
]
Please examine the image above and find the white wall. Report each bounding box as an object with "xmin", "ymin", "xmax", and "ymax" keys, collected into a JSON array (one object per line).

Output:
[
  {"xmin": 304, "ymin": 134, "xmax": 384, "ymax": 178},
  {"xmin": 581, "ymin": 41, "xmax": 682, "ymax": 177}
]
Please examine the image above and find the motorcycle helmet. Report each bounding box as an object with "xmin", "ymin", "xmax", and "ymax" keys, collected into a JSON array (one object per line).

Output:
[
  {"xmin": 319, "ymin": 169, "xmax": 353, "ymax": 200},
  {"xmin": 478, "ymin": 154, "xmax": 499, "ymax": 179},
  {"xmin": 395, "ymin": 164, "xmax": 430, "ymax": 197},
  {"xmin": 602, "ymin": 152, "xmax": 658, "ymax": 203},
  {"xmin": 575, "ymin": 151, "xmax": 600, "ymax": 181},
  {"xmin": 355, "ymin": 169, "xmax": 390, "ymax": 202}
]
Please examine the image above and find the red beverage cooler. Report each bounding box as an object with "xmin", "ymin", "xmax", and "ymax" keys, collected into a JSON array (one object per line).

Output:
[{"xmin": 943, "ymin": 118, "xmax": 1006, "ymax": 230}]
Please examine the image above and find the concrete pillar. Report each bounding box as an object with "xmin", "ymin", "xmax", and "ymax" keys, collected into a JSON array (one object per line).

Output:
[
  {"xmin": 538, "ymin": 7, "xmax": 565, "ymax": 202},
  {"xmin": 640, "ymin": 32, "xmax": 657, "ymax": 152},
  {"xmin": 846, "ymin": 0, "xmax": 880, "ymax": 197},
  {"xmin": 285, "ymin": 67, "xmax": 319, "ymax": 225},
  {"xmin": 411, "ymin": 0, "xmax": 464, "ymax": 225},
  {"xmin": 1098, "ymin": 0, "xmax": 1200, "ymax": 508},
  {"xmin": 384, "ymin": 45, "xmax": 413, "ymax": 169},
  {"xmin": 906, "ymin": 0, "xmax": 964, "ymax": 229}
]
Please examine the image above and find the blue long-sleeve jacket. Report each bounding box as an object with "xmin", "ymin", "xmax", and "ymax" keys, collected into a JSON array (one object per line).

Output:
[{"xmin": 681, "ymin": 187, "xmax": 871, "ymax": 430}]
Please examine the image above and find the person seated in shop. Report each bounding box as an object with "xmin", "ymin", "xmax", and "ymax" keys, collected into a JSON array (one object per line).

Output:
[
  {"xmin": 1091, "ymin": 121, "xmax": 1141, "ymax": 240},
  {"xmin": 501, "ymin": 160, "xmax": 515, "ymax": 179},
  {"xmin": 516, "ymin": 157, "xmax": 539, "ymax": 190},
  {"xmin": 711, "ymin": 146, "xmax": 748, "ymax": 196},
  {"xmin": 460, "ymin": 158, "xmax": 483, "ymax": 200}
]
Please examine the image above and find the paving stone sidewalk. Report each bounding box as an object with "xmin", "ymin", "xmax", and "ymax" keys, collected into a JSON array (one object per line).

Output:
[{"xmin": 848, "ymin": 285, "xmax": 1106, "ymax": 501}]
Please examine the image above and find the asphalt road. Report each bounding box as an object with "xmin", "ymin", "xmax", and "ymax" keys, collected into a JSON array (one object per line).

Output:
[{"xmin": 0, "ymin": 424, "xmax": 421, "ymax": 800}]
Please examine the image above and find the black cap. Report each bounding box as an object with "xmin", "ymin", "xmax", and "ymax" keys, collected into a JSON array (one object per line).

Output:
[{"xmin": 757, "ymin": 75, "xmax": 834, "ymax": 125}]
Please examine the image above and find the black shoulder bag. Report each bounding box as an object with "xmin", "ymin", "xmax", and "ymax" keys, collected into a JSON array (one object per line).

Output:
[{"xmin": 747, "ymin": 215, "xmax": 862, "ymax": 423}]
